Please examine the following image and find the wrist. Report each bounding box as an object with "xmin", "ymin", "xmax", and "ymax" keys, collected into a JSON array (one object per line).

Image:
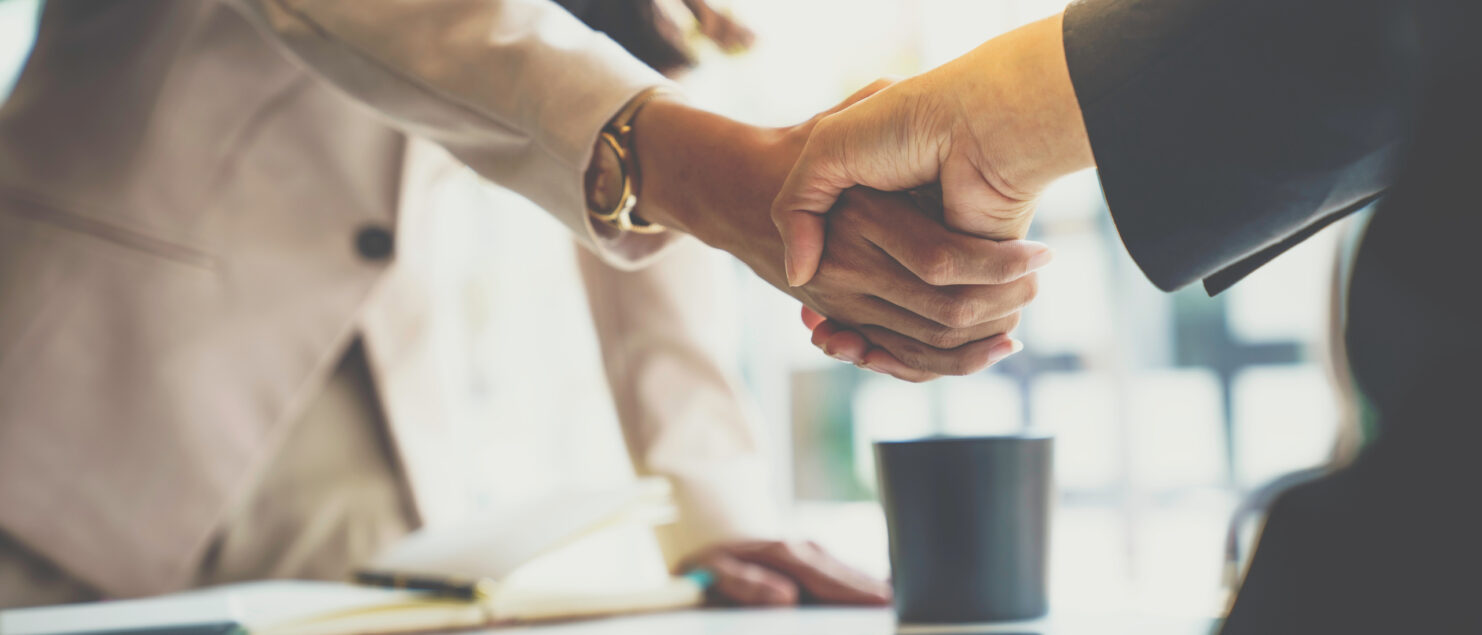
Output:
[
  {"xmin": 624, "ymin": 97, "xmax": 703, "ymax": 235},
  {"xmin": 628, "ymin": 98, "xmax": 785, "ymax": 252},
  {"xmin": 941, "ymin": 11, "xmax": 1094, "ymax": 193}
]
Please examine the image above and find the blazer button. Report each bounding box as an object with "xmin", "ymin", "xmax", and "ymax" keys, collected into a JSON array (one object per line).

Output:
[{"xmin": 355, "ymin": 226, "xmax": 395, "ymax": 261}]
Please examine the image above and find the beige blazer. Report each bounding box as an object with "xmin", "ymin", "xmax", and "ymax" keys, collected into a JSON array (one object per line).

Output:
[{"xmin": 0, "ymin": 0, "xmax": 776, "ymax": 599}]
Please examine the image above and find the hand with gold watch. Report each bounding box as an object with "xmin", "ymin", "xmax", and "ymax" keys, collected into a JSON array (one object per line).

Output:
[
  {"xmin": 584, "ymin": 87, "xmax": 673, "ymax": 235},
  {"xmin": 582, "ymin": 83, "xmax": 1054, "ymax": 381}
]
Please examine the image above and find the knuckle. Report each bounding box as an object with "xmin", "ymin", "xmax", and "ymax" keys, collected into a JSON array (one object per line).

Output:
[
  {"xmin": 817, "ymin": 242, "xmax": 871, "ymax": 278},
  {"xmin": 935, "ymin": 297, "xmax": 985, "ymax": 330},
  {"xmin": 975, "ymin": 274, "xmax": 1037, "ymax": 321},
  {"xmin": 989, "ymin": 257, "xmax": 1024, "ymax": 284},
  {"xmin": 737, "ymin": 566, "xmax": 768, "ymax": 585},
  {"xmin": 999, "ymin": 311, "xmax": 1023, "ymax": 333},
  {"xmin": 809, "ymin": 113, "xmax": 836, "ymax": 139},
  {"xmin": 889, "ymin": 336, "xmax": 930, "ymax": 362},
  {"xmin": 811, "ymin": 116, "xmax": 847, "ymax": 153},
  {"xmin": 953, "ymin": 235, "xmax": 1017, "ymax": 284},
  {"xmin": 1020, "ymin": 272, "xmax": 1041, "ymax": 305},
  {"xmin": 782, "ymin": 540, "xmax": 811, "ymax": 559},
  {"xmin": 945, "ymin": 348, "xmax": 990, "ymax": 376},
  {"xmin": 808, "ymin": 262, "xmax": 839, "ymax": 289},
  {"xmin": 802, "ymin": 286, "xmax": 846, "ymax": 312},
  {"xmin": 923, "ymin": 323, "xmax": 965, "ymax": 350},
  {"xmin": 915, "ymin": 247, "xmax": 958, "ymax": 286}
]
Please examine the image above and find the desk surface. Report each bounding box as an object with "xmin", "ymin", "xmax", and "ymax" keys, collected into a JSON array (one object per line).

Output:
[{"xmin": 488, "ymin": 607, "xmax": 1219, "ymax": 635}]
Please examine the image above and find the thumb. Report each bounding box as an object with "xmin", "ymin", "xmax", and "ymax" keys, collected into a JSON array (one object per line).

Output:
[
  {"xmin": 774, "ymin": 78, "xmax": 900, "ymax": 287},
  {"xmin": 772, "ymin": 135, "xmax": 853, "ymax": 286},
  {"xmin": 772, "ymin": 186, "xmax": 829, "ymax": 287}
]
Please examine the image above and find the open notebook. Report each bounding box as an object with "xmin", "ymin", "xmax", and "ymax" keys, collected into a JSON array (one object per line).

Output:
[{"xmin": 1, "ymin": 478, "xmax": 704, "ymax": 635}]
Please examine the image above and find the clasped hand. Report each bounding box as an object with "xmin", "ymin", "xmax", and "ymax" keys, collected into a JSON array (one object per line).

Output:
[
  {"xmin": 758, "ymin": 76, "xmax": 1056, "ymax": 381},
  {"xmin": 765, "ymin": 15, "xmax": 1096, "ymax": 379},
  {"xmin": 784, "ymin": 187, "xmax": 1045, "ymax": 380},
  {"xmin": 630, "ymin": 80, "xmax": 1051, "ymax": 381}
]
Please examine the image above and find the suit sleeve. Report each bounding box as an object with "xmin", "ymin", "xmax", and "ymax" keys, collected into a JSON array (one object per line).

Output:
[
  {"xmin": 1062, "ymin": 0, "xmax": 1420, "ymax": 293},
  {"xmin": 576, "ymin": 240, "xmax": 782, "ymax": 569},
  {"xmin": 225, "ymin": 0, "xmax": 680, "ymax": 270}
]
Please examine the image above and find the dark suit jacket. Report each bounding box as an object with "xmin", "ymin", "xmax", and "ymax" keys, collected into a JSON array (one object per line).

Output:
[{"xmin": 1062, "ymin": 0, "xmax": 1481, "ymax": 631}]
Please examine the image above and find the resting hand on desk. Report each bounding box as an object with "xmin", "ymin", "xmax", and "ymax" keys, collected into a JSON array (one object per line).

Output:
[
  {"xmin": 623, "ymin": 83, "xmax": 1049, "ymax": 380},
  {"xmin": 686, "ymin": 540, "xmax": 891, "ymax": 607}
]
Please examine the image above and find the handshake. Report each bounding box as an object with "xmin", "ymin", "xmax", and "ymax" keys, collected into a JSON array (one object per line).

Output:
[{"xmin": 623, "ymin": 16, "xmax": 1092, "ymax": 381}]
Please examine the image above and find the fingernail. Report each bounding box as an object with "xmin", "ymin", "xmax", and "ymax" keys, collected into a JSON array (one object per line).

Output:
[
  {"xmin": 1027, "ymin": 247, "xmax": 1054, "ymax": 272},
  {"xmin": 822, "ymin": 344, "xmax": 858, "ymax": 365},
  {"xmin": 987, "ymin": 339, "xmax": 1024, "ymax": 365}
]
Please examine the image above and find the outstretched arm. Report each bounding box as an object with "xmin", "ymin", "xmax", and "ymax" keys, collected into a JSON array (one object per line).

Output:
[
  {"xmin": 787, "ymin": 0, "xmax": 1415, "ymax": 361},
  {"xmin": 771, "ymin": 12, "xmax": 1093, "ymax": 287},
  {"xmin": 616, "ymin": 88, "xmax": 1050, "ymax": 379},
  {"xmin": 229, "ymin": 0, "xmax": 1044, "ymax": 378},
  {"xmin": 227, "ymin": 0, "xmax": 681, "ymax": 267},
  {"xmin": 776, "ymin": 0, "xmax": 1414, "ymax": 293}
]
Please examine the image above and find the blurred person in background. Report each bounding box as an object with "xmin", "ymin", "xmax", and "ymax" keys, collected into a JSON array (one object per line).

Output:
[
  {"xmin": 782, "ymin": 0, "xmax": 1480, "ymax": 631},
  {"xmin": 0, "ymin": 0, "xmax": 1048, "ymax": 608}
]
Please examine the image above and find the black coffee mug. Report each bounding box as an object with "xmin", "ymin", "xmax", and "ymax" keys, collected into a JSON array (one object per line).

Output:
[{"xmin": 876, "ymin": 435, "xmax": 1054, "ymax": 623}]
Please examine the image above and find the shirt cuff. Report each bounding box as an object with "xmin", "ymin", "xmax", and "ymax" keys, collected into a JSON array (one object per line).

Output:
[{"xmin": 532, "ymin": 42, "xmax": 687, "ymax": 271}]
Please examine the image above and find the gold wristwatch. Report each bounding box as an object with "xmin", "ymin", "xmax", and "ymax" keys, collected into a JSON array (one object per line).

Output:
[{"xmin": 586, "ymin": 87, "xmax": 674, "ymax": 234}]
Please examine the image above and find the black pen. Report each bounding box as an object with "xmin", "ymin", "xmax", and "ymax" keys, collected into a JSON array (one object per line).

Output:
[{"xmin": 352, "ymin": 570, "xmax": 495, "ymax": 602}]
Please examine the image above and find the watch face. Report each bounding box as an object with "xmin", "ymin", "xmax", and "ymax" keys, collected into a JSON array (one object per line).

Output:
[{"xmin": 584, "ymin": 135, "xmax": 626, "ymax": 214}]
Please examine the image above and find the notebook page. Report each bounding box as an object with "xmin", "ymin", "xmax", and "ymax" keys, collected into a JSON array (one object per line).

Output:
[{"xmin": 0, "ymin": 588, "xmax": 237, "ymax": 635}]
